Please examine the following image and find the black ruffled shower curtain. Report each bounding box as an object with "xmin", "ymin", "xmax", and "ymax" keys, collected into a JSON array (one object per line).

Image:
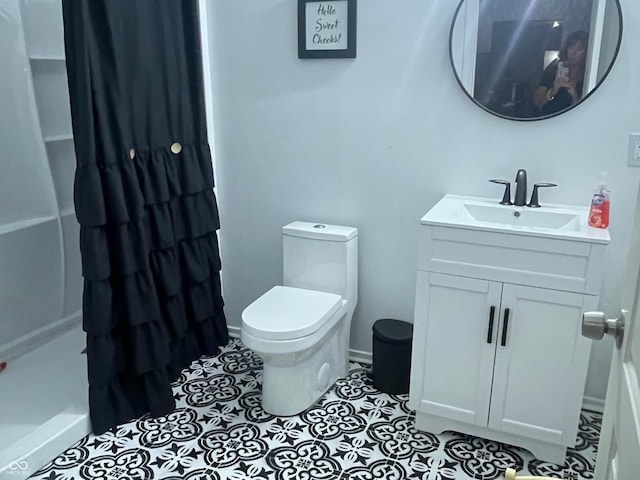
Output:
[{"xmin": 62, "ymin": 0, "xmax": 228, "ymax": 435}]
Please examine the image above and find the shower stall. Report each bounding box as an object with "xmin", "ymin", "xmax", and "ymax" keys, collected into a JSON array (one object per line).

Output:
[
  {"xmin": 0, "ymin": 0, "xmax": 89, "ymax": 475},
  {"xmin": 0, "ymin": 0, "xmax": 218, "ymax": 475}
]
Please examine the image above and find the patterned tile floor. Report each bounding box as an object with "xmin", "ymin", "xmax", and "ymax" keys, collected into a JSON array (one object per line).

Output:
[{"xmin": 29, "ymin": 339, "xmax": 601, "ymax": 480}]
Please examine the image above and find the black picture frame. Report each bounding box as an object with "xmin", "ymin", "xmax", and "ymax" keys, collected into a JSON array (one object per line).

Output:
[{"xmin": 298, "ymin": 0, "xmax": 357, "ymax": 59}]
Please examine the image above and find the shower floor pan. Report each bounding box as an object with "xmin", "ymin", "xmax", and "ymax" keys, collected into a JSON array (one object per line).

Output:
[{"xmin": 0, "ymin": 324, "xmax": 90, "ymax": 477}]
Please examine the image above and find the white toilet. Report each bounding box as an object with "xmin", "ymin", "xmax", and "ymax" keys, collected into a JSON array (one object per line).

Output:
[{"xmin": 240, "ymin": 221, "xmax": 358, "ymax": 415}]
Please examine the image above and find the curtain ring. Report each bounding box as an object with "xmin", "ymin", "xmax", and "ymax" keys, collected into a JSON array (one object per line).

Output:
[{"xmin": 170, "ymin": 142, "xmax": 182, "ymax": 154}]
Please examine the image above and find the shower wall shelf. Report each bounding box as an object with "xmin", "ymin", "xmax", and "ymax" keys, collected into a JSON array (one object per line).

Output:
[
  {"xmin": 44, "ymin": 133, "xmax": 73, "ymax": 143},
  {"xmin": 60, "ymin": 208, "xmax": 76, "ymax": 218},
  {"xmin": 29, "ymin": 55, "xmax": 65, "ymax": 61},
  {"xmin": 0, "ymin": 216, "xmax": 58, "ymax": 235}
]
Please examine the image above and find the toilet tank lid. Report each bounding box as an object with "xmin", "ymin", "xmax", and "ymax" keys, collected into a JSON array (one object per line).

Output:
[{"xmin": 283, "ymin": 221, "xmax": 358, "ymax": 242}]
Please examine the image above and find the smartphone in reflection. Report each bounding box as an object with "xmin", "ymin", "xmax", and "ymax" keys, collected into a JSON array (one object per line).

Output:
[{"xmin": 556, "ymin": 61, "xmax": 569, "ymax": 81}]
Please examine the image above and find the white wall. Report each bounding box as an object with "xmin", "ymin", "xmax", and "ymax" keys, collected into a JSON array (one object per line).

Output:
[{"xmin": 208, "ymin": 0, "xmax": 640, "ymax": 402}]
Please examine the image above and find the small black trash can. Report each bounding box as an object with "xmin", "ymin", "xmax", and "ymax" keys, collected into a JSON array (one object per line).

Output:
[{"xmin": 372, "ymin": 319, "xmax": 413, "ymax": 394}]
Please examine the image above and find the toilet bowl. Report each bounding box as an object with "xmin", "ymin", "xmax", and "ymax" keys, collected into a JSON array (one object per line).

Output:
[{"xmin": 240, "ymin": 221, "xmax": 358, "ymax": 415}]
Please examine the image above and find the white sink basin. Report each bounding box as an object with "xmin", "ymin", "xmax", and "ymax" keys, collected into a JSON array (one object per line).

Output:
[
  {"xmin": 462, "ymin": 203, "xmax": 580, "ymax": 230},
  {"xmin": 421, "ymin": 194, "xmax": 610, "ymax": 243}
]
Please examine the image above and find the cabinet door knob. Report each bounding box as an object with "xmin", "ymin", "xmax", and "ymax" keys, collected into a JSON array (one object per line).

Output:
[
  {"xmin": 582, "ymin": 310, "xmax": 625, "ymax": 349},
  {"xmin": 501, "ymin": 308, "xmax": 510, "ymax": 347},
  {"xmin": 487, "ymin": 306, "xmax": 496, "ymax": 344}
]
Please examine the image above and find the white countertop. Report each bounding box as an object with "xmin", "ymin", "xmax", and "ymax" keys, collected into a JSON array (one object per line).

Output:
[{"xmin": 420, "ymin": 194, "xmax": 611, "ymax": 244}]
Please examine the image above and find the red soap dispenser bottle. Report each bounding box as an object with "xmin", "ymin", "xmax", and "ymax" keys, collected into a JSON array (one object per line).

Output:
[{"xmin": 588, "ymin": 172, "xmax": 610, "ymax": 229}]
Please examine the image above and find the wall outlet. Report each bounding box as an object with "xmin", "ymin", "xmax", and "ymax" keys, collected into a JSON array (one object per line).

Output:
[{"xmin": 629, "ymin": 133, "xmax": 640, "ymax": 167}]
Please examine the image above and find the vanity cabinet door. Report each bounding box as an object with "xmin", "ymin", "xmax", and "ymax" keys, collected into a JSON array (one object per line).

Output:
[
  {"xmin": 411, "ymin": 272, "xmax": 503, "ymax": 427},
  {"xmin": 488, "ymin": 284, "xmax": 597, "ymax": 446}
]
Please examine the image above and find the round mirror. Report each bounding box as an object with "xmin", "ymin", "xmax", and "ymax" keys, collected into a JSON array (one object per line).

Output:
[{"xmin": 450, "ymin": 0, "xmax": 622, "ymax": 121}]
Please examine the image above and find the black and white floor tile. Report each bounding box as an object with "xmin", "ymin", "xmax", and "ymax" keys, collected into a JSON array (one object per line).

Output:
[{"xmin": 29, "ymin": 339, "xmax": 601, "ymax": 480}]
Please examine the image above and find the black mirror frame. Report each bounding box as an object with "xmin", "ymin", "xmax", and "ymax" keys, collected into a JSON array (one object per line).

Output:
[{"xmin": 448, "ymin": 0, "xmax": 624, "ymax": 121}]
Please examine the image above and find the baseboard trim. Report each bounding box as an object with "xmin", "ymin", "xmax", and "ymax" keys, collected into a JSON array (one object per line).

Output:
[
  {"xmin": 0, "ymin": 311, "xmax": 82, "ymax": 362},
  {"xmin": 228, "ymin": 325, "xmax": 241, "ymax": 339},
  {"xmin": 349, "ymin": 348, "xmax": 372, "ymax": 365},
  {"xmin": 582, "ymin": 396, "xmax": 605, "ymax": 413}
]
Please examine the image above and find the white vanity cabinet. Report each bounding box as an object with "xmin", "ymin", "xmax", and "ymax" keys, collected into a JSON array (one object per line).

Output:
[{"xmin": 409, "ymin": 195, "xmax": 610, "ymax": 464}]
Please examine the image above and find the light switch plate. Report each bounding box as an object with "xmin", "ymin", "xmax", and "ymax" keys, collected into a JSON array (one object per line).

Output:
[{"xmin": 628, "ymin": 133, "xmax": 640, "ymax": 167}]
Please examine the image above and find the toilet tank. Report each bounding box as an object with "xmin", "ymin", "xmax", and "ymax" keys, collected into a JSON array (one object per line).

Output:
[{"xmin": 282, "ymin": 221, "xmax": 358, "ymax": 308}]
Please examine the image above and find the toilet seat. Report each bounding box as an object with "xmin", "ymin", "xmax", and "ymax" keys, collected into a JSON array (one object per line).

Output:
[{"xmin": 242, "ymin": 286, "xmax": 342, "ymax": 341}]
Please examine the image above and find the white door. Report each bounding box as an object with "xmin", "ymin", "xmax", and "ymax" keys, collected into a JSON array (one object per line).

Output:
[
  {"xmin": 409, "ymin": 272, "xmax": 501, "ymax": 426},
  {"xmin": 490, "ymin": 285, "xmax": 596, "ymax": 447},
  {"xmin": 584, "ymin": 187, "xmax": 640, "ymax": 480}
]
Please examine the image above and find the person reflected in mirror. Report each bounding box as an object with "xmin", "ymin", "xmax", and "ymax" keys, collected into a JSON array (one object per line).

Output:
[{"xmin": 533, "ymin": 30, "xmax": 589, "ymax": 116}]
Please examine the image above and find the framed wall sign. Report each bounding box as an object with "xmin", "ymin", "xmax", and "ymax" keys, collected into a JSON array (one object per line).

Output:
[{"xmin": 298, "ymin": 0, "xmax": 357, "ymax": 59}]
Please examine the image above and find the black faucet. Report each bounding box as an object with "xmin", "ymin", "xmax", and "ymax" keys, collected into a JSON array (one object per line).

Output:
[{"xmin": 514, "ymin": 169, "xmax": 527, "ymax": 206}]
